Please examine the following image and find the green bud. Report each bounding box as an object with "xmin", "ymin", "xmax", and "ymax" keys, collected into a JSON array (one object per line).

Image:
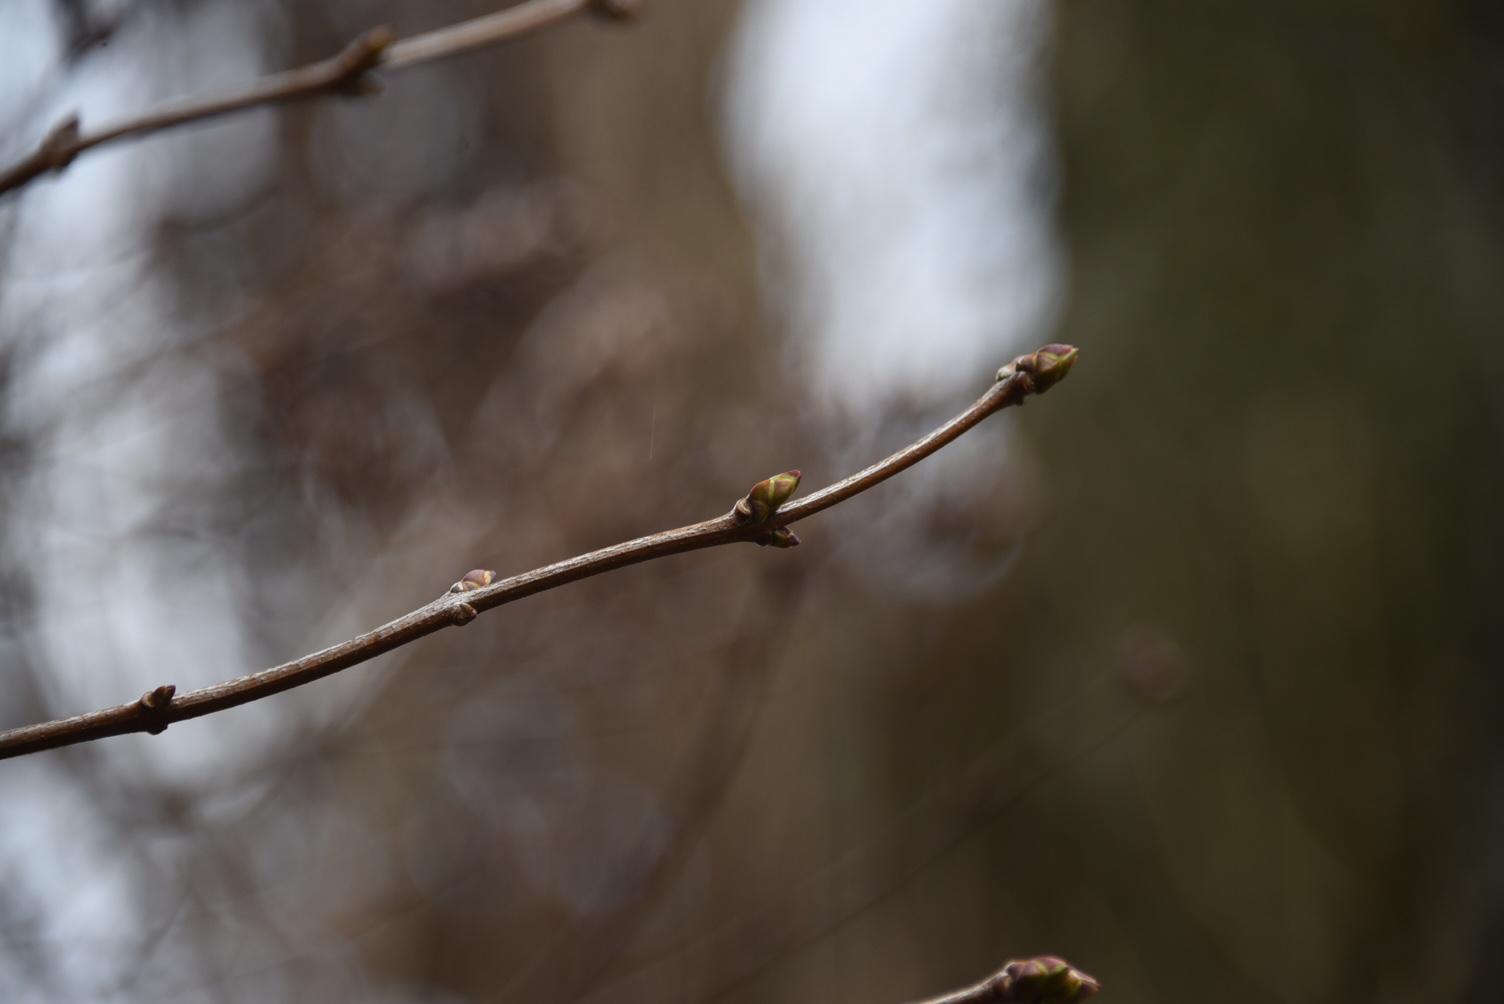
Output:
[
  {"xmin": 995, "ymin": 344, "xmax": 1080, "ymax": 395},
  {"xmin": 737, "ymin": 469, "xmax": 802, "ymax": 524}
]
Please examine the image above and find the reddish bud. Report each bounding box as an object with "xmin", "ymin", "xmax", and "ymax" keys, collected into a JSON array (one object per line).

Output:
[
  {"xmin": 1001, "ymin": 956, "xmax": 1100, "ymax": 1001},
  {"xmin": 764, "ymin": 527, "xmax": 800, "ymax": 548}
]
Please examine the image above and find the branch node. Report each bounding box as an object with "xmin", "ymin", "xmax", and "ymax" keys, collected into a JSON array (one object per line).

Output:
[
  {"xmin": 136, "ymin": 684, "xmax": 176, "ymax": 735},
  {"xmin": 450, "ymin": 602, "xmax": 479, "ymax": 626},
  {"xmin": 332, "ymin": 25, "xmax": 394, "ymax": 96},
  {"xmin": 732, "ymin": 469, "xmax": 802, "ymax": 525},
  {"xmin": 590, "ymin": 0, "xmax": 645, "ymax": 21},
  {"xmin": 39, "ymin": 114, "xmax": 82, "ymax": 173}
]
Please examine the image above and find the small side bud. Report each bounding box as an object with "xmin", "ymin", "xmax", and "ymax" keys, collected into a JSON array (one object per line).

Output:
[
  {"xmin": 451, "ymin": 601, "xmax": 478, "ymax": 626},
  {"xmin": 138, "ymin": 684, "xmax": 176, "ymax": 710},
  {"xmin": 737, "ymin": 470, "xmax": 802, "ymax": 524},
  {"xmin": 762, "ymin": 527, "xmax": 800, "ymax": 548},
  {"xmin": 449, "ymin": 568, "xmax": 496, "ymax": 593},
  {"xmin": 137, "ymin": 684, "xmax": 177, "ymax": 735},
  {"xmin": 1001, "ymin": 956, "xmax": 1100, "ymax": 1002}
]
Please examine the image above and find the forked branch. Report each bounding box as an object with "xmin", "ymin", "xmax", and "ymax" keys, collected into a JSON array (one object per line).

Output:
[
  {"xmin": 0, "ymin": 0, "xmax": 640, "ymax": 200},
  {"xmin": 0, "ymin": 345, "xmax": 1078, "ymax": 760}
]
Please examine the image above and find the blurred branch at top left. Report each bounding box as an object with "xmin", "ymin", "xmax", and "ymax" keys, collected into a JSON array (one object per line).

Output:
[{"xmin": 0, "ymin": 0, "xmax": 642, "ymax": 201}]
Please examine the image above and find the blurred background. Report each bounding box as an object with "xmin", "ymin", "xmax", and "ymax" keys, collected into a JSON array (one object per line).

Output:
[{"xmin": 1, "ymin": 0, "xmax": 1501, "ymax": 1001}]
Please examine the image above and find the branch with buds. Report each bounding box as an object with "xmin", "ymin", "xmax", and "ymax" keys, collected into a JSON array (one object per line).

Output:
[
  {"xmin": 0, "ymin": 0, "xmax": 641, "ymax": 200},
  {"xmin": 0, "ymin": 345, "xmax": 1078, "ymax": 760}
]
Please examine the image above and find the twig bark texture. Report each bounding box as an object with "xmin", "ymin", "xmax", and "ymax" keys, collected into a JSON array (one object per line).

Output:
[
  {"xmin": 0, "ymin": 345, "xmax": 1078, "ymax": 760},
  {"xmin": 0, "ymin": 0, "xmax": 639, "ymax": 200}
]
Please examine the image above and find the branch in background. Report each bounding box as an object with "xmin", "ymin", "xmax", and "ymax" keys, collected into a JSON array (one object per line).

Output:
[
  {"xmin": 0, "ymin": 345, "xmax": 1079, "ymax": 760},
  {"xmin": 578, "ymin": 652, "xmax": 1137, "ymax": 1004},
  {"xmin": 504, "ymin": 567, "xmax": 808, "ymax": 1001},
  {"xmin": 0, "ymin": 0, "xmax": 641, "ymax": 200},
  {"xmin": 914, "ymin": 956, "xmax": 1101, "ymax": 1004}
]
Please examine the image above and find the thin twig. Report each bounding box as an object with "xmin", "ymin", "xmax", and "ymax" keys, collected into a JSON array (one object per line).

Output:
[
  {"xmin": 0, "ymin": 0, "xmax": 638, "ymax": 200},
  {"xmin": 0, "ymin": 345, "xmax": 1078, "ymax": 760}
]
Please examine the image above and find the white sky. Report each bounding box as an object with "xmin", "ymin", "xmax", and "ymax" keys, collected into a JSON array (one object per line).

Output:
[
  {"xmin": 723, "ymin": 0, "xmax": 1059, "ymax": 413},
  {"xmin": 723, "ymin": 0, "xmax": 1060, "ymax": 600}
]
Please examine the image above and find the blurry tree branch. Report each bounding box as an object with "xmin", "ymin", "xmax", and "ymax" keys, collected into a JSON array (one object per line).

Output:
[
  {"xmin": 506, "ymin": 568, "xmax": 807, "ymax": 1001},
  {"xmin": 0, "ymin": 345, "xmax": 1078, "ymax": 760},
  {"xmin": 579, "ymin": 658, "xmax": 1136, "ymax": 1004},
  {"xmin": 0, "ymin": 0, "xmax": 640, "ymax": 200}
]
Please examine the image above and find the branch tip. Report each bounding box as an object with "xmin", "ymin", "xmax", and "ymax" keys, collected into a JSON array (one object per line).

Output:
[
  {"xmin": 998, "ymin": 956, "xmax": 1100, "ymax": 1002},
  {"xmin": 996, "ymin": 343, "xmax": 1079, "ymax": 396},
  {"xmin": 921, "ymin": 956, "xmax": 1099, "ymax": 1004}
]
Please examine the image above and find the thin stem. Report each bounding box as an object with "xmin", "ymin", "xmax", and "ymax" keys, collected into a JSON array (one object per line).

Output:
[
  {"xmin": 773, "ymin": 377, "xmax": 1025, "ymax": 526},
  {"xmin": 0, "ymin": 0, "xmax": 627, "ymax": 200},
  {"xmin": 382, "ymin": 0, "xmax": 586, "ymax": 70},
  {"xmin": 0, "ymin": 351, "xmax": 1073, "ymax": 760}
]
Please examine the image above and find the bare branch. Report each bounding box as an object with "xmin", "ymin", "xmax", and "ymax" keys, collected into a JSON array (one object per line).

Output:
[
  {"xmin": 0, "ymin": 345, "xmax": 1078, "ymax": 760},
  {"xmin": 0, "ymin": 0, "xmax": 637, "ymax": 200}
]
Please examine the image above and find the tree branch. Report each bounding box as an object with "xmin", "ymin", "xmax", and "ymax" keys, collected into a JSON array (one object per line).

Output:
[
  {"xmin": 0, "ymin": 345, "xmax": 1078, "ymax": 760},
  {"xmin": 0, "ymin": 0, "xmax": 639, "ymax": 200}
]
